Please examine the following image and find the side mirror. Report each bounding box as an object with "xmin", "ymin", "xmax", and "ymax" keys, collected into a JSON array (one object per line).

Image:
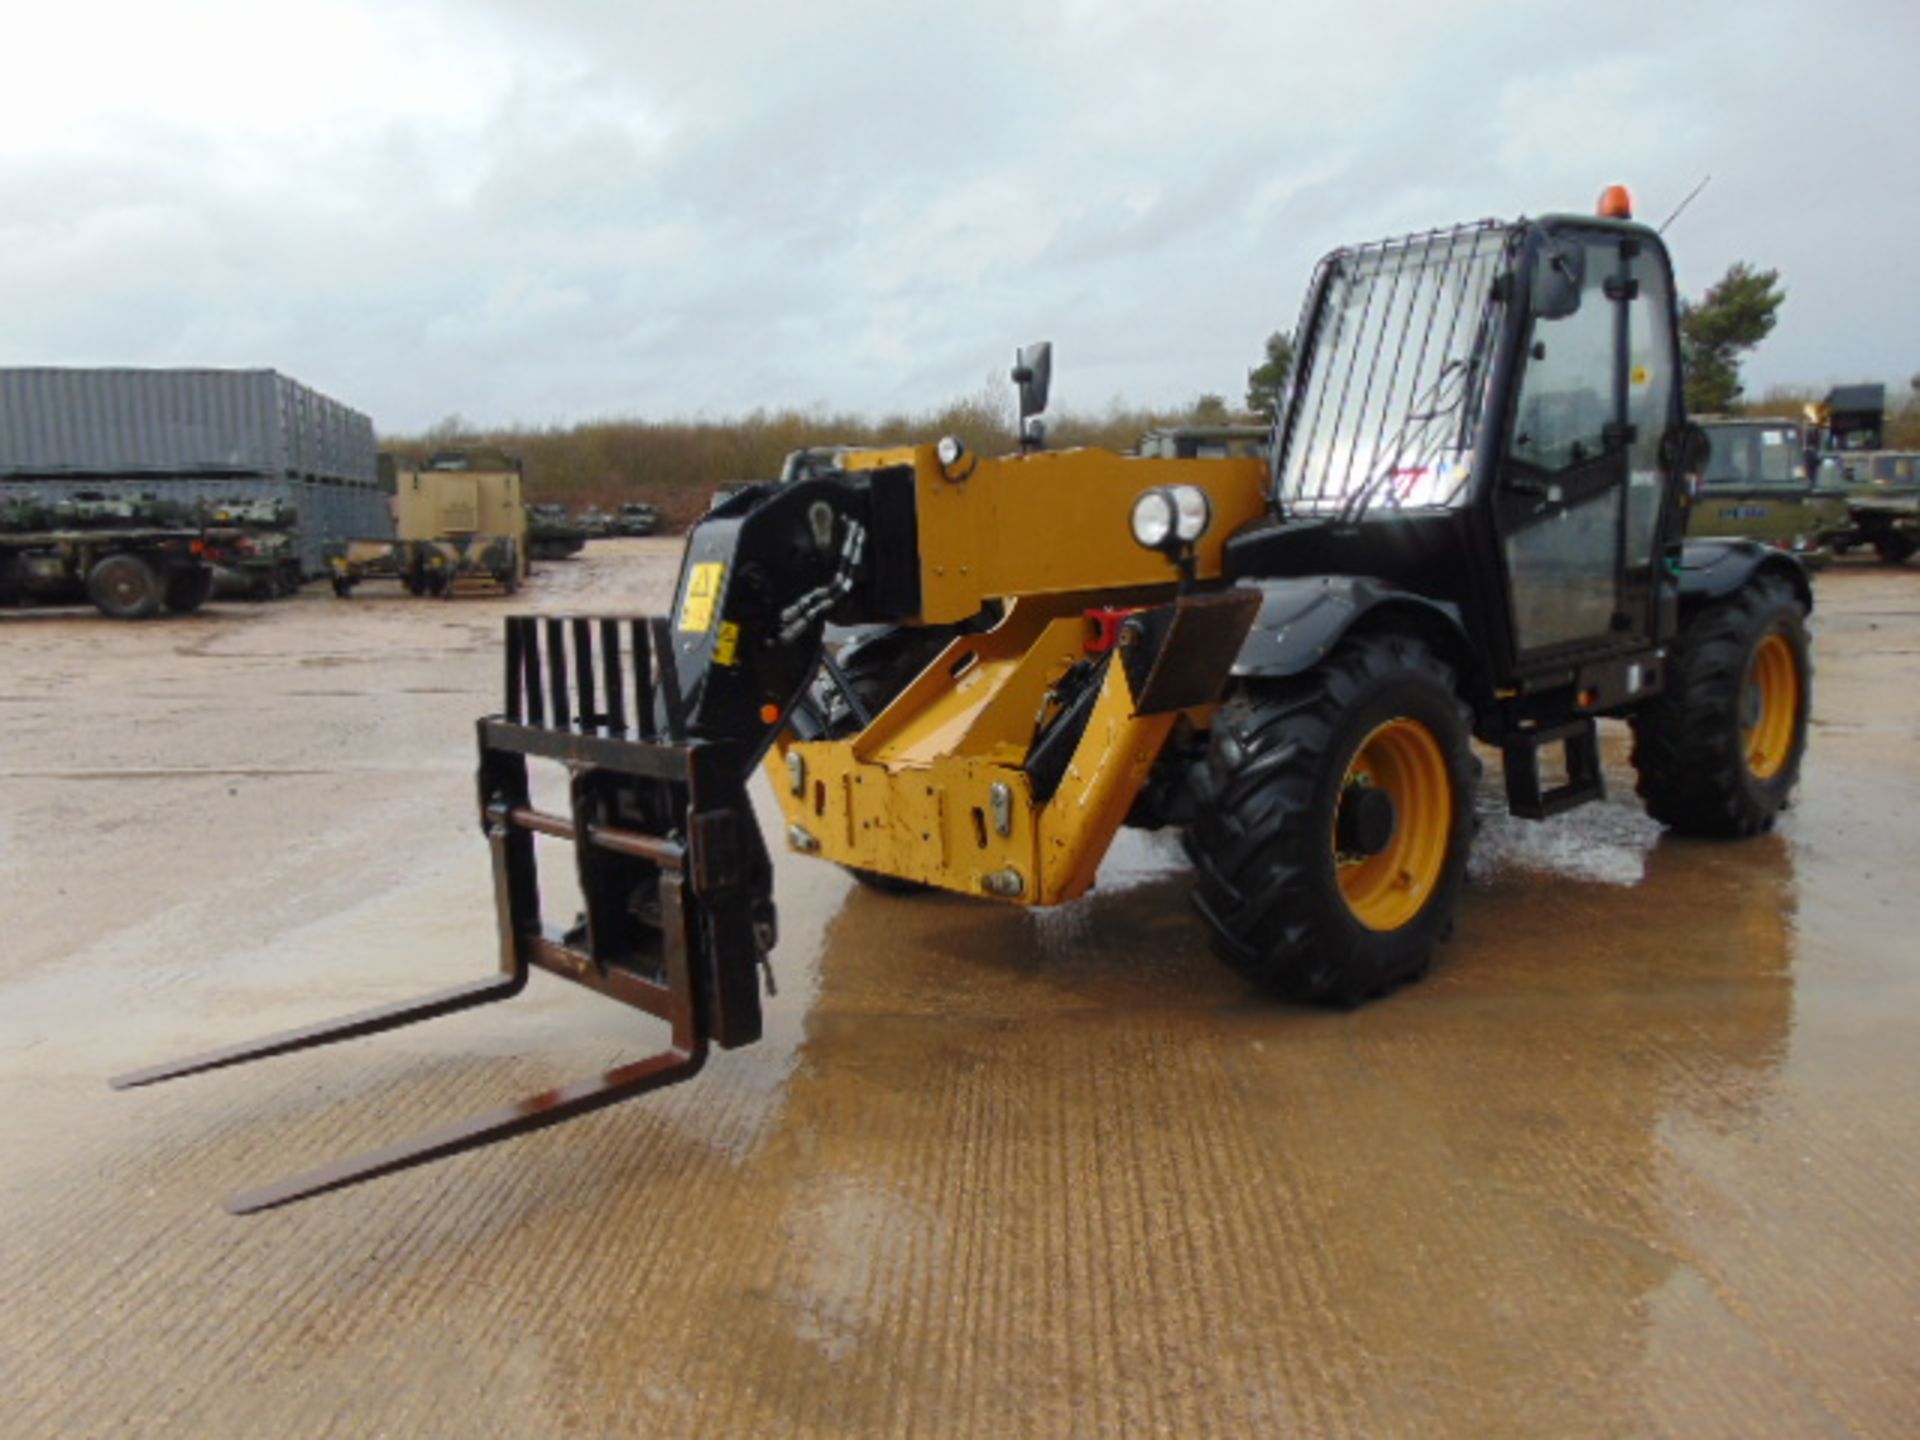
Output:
[
  {"xmin": 1012, "ymin": 342, "xmax": 1052, "ymax": 447},
  {"xmin": 1530, "ymin": 238, "xmax": 1585, "ymax": 321}
]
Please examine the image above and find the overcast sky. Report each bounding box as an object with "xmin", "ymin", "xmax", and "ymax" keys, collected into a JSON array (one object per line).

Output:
[{"xmin": 4, "ymin": 0, "xmax": 1917, "ymax": 433}]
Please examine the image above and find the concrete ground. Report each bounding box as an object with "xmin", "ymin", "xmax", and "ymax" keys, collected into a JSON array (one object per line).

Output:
[{"xmin": 2, "ymin": 539, "xmax": 1916, "ymax": 1437}]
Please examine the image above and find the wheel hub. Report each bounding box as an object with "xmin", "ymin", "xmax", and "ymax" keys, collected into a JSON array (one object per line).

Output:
[
  {"xmin": 1336, "ymin": 781, "xmax": 1396, "ymax": 858},
  {"xmin": 1742, "ymin": 631, "xmax": 1800, "ymax": 781},
  {"xmin": 1332, "ymin": 716, "xmax": 1453, "ymax": 932}
]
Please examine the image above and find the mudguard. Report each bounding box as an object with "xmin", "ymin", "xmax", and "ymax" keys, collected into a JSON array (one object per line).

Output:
[
  {"xmin": 1228, "ymin": 575, "xmax": 1471, "ymax": 680},
  {"xmin": 1677, "ymin": 538, "xmax": 1813, "ymax": 616}
]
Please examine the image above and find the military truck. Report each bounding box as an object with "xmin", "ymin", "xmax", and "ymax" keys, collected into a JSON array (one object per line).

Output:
[
  {"xmin": 1688, "ymin": 417, "xmax": 1848, "ymax": 564},
  {"xmin": 1, "ymin": 491, "xmax": 229, "ymax": 618},
  {"xmin": 527, "ymin": 503, "xmax": 589, "ymax": 560},
  {"xmin": 200, "ymin": 496, "xmax": 304, "ymax": 598},
  {"xmin": 1135, "ymin": 424, "xmax": 1272, "ymax": 459},
  {"xmin": 613, "ymin": 501, "xmax": 661, "ymax": 536},
  {"xmin": 1829, "ymin": 451, "xmax": 1920, "ymax": 563},
  {"xmin": 578, "ymin": 506, "xmax": 614, "ymax": 537},
  {"xmin": 329, "ymin": 451, "xmax": 527, "ymax": 597}
]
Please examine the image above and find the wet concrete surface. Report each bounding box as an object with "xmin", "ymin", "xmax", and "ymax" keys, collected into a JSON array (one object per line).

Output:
[{"xmin": 2, "ymin": 540, "xmax": 1917, "ymax": 1436}]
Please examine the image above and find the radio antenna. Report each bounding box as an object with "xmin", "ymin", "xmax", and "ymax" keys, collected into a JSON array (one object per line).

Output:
[{"xmin": 1658, "ymin": 174, "xmax": 1711, "ymax": 234}]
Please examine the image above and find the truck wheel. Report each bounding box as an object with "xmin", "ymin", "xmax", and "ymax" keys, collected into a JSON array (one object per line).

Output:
[
  {"xmin": 1873, "ymin": 533, "xmax": 1915, "ymax": 564},
  {"xmin": 163, "ymin": 565, "xmax": 215, "ymax": 614},
  {"xmin": 1630, "ymin": 576, "xmax": 1810, "ymax": 837},
  {"xmin": 87, "ymin": 554, "xmax": 164, "ymax": 620},
  {"xmin": 1183, "ymin": 634, "xmax": 1476, "ymax": 1005}
]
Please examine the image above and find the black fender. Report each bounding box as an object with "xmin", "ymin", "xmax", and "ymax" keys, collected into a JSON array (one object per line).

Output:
[
  {"xmin": 1677, "ymin": 538, "xmax": 1813, "ymax": 619},
  {"xmin": 1228, "ymin": 575, "xmax": 1480, "ymax": 695}
]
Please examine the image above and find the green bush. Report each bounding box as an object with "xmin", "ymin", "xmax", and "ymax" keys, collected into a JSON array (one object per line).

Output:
[{"xmin": 387, "ymin": 394, "xmax": 1247, "ymax": 531}]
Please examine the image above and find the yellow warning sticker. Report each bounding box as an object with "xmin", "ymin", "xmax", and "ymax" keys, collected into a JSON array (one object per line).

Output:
[
  {"xmin": 678, "ymin": 561, "xmax": 724, "ymax": 632},
  {"xmin": 1630, "ymin": 364, "xmax": 1651, "ymax": 387},
  {"xmin": 713, "ymin": 620, "xmax": 741, "ymax": 666}
]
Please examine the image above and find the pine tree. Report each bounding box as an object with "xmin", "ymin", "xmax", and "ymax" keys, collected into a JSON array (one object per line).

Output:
[
  {"xmin": 1680, "ymin": 264, "xmax": 1784, "ymax": 414},
  {"xmin": 1245, "ymin": 331, "xmax": 1295, "ymax": 420}
]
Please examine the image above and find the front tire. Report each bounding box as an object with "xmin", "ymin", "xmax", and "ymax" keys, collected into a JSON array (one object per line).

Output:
[
  {"xmin": 1184, "ymin": 633, "xmax": 1476, "ymax": 1005},
  {"xmin": 1630, "ymin": 576, "xmax": 1810, "ymax": 836}
]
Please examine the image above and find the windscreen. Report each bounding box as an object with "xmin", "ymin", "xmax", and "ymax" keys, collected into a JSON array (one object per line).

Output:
[
  {"xmin": 1700, "ymin": 425, "xmax": 1803, "ymax": 488},
  {"xmin": 1277, "ymin": 222, "xmax": 1514, "ymax": 517}
]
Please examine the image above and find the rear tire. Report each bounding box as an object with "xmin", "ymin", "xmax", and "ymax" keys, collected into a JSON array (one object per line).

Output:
[
  {"xmin": 1183, "ymin": 633, "xmax": 1476, "ymax": 1005},
  {"xmin": 1873, "ymin": 532, "xmax": 1915, "ymax": 564},
  {"xmin": 163, "ymin": 565, "xmax": 215, "ymax": 614},
  {"xmin": 87, "ymin": 554, "xmax": 163, "ymax": 620},
  {"xmin": 1630, "ymin": 576, "xmax": 1810, "ymax": 836}
]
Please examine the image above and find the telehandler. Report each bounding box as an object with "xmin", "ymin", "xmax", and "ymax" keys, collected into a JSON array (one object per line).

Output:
[{"xmin": 117, "ymin": 189, "xmax": 1814, "ymax": 1211}]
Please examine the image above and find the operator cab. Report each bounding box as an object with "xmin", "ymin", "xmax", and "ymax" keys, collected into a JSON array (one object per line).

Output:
[{"xmin": 1234, "ymin": 189, "xmax": 1691, "ymax": 703}]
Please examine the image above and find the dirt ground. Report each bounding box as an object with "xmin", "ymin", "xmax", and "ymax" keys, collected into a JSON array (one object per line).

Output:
[{"xmin": 2, "ymin": 539, "xmax": 1917, "ymax": 1437}]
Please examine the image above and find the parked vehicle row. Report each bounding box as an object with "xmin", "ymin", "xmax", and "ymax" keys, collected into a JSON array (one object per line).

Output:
[{"xmin": 1685, "ymin": 415, "xmax": 1918, "ymax": 566}]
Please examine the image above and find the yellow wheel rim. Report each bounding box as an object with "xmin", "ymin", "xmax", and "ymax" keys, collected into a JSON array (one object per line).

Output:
[
  {"xmin": 1333, "ymin": 717, "xmax": 1453, "ymax": 932},
  {"xmin": 1743, "ymin": 632, "xmax": 1800, "ymax": 781}
]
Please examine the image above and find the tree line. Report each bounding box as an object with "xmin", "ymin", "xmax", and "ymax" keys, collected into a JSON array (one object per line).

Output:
[{"xmin": 393, "ymin": 258, "xmax": 1915, "ymax": 527}]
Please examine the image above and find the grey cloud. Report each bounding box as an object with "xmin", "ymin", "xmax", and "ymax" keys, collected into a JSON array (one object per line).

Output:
[{"xmin": 4, "ymin": 0, "xmax": 1918, "ymax": 432}]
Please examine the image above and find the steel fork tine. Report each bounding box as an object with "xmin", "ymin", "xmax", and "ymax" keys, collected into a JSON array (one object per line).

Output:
[
  {"xmin": 224, "ymin": 1042, "xmax": 706, "ymax": 1214},
  {"xmin": 109, "ymin": 974, "xmax": 526, "ymax": 1090}
]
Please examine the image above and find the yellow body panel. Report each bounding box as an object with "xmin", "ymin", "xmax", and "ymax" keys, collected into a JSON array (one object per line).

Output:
[
  {"xmin": 766, "ymin": 442, "xmax": 1273, "ymax": 907},
  {"xmin": 840, "ymin": 444, "xmax": 1268, "ymax": 623},
  {"xmin": 773, "ymin": 650, "xmax": 1177, "ymax": 907}
]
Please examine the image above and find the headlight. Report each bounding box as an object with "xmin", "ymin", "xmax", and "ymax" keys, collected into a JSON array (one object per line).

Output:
[
  {"xmin": 1170, "ymin": 485, "xmax": 1211, "ymax": 543},
  {"xmin": 1130, "ymin": 490, "xmax": 1176, "ymax": 548},
  {"xmin": 1130, "ymin": 485, "xmax": 1212, "ymax": 551},
  {"xmin": 936, "ymin": 435, "xmax": 966, "ymax": 469}
]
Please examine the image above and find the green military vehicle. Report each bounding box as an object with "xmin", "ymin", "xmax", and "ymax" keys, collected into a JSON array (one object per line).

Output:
[
  {"xmin": 0, "ymin": 491, "xmax": 229, "ymax": 619},
  {"xmin": 201, "ymin": 496, "xmax": 305, "ymax": 598},
  {"xmin": 1135, "ymin": 424, "xmax": 1272, "ymax": 459},
  {"xmin": 613, "ymin": 500, "xmax": 661, "ymax": 536},
  {"xmin": 1688, "ymin": 417, "xmax": 1848, "ymax": 565},
  {"xmin": 1829, "ymin": 452, "xmax": 1920, "ymax": 564},
  {"xmin": 526, "ymin": 503, "xmax": 588, "ymax": 560},
  {"xmin": 577, "ymin": 505, "xmax": 614, "ymax": 537}
]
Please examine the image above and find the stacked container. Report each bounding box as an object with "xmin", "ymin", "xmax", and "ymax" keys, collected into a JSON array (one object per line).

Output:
[{"xmin": 0, "ymin": 368, "xmax": 391, "ymax": 574}]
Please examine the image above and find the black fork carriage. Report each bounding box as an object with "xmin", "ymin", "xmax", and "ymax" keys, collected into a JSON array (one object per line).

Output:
[{"xmin": 112, "ymin": 614, "xmax": 770, "ymax": 1214}]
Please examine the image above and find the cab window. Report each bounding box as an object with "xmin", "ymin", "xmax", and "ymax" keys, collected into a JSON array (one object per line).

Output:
[
  {"xmin": 1701, "ymin": 427, "xmax": 1803, "ymax": 489},
  {"xmin": 1508, "ymin": 250, "xmax": 1612, "ymax": 472}
]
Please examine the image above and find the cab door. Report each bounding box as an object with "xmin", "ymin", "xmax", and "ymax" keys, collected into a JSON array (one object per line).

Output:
[{"xmin": 1495, "ymin": 229, "xmax": 1679, "ymax": 667}]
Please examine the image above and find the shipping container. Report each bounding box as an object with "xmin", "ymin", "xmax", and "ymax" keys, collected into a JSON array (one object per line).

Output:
[{"xmin": 0, "ymin": 368, "xmax": 376, "ymax": 483}]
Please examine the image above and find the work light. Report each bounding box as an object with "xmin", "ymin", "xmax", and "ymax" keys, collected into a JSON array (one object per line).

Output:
[
  {"xmin": 1130, "ymin": 485, "xmax": 1212, "ymax": 552},
  {"xmin": 1130, "ymin": 489, "xmax": 1175, "ymax": 548}
]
